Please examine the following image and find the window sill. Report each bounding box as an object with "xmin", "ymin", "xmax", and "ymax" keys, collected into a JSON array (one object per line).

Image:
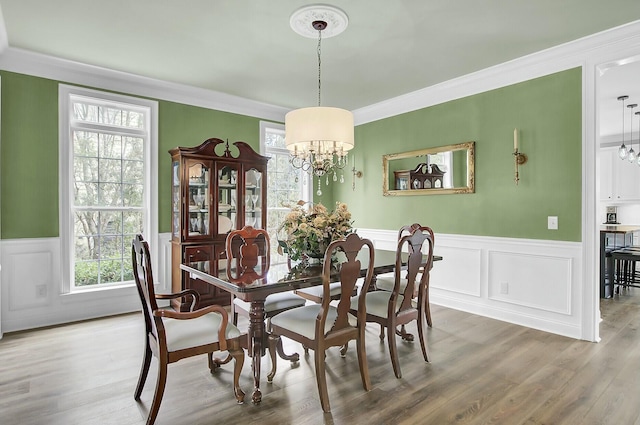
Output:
[{"xmin": 60, "ymin": 283, "xmax": 137, "ymax": 304}]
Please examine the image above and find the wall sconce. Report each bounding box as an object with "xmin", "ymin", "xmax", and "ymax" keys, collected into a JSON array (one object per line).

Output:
[
  {"xmin": 351, "ymin": 156, "xmax": 362, "ymax": 191},
  {"xmin": 513, "ymin": 128, "xmax": 528, "ymax": 185}
]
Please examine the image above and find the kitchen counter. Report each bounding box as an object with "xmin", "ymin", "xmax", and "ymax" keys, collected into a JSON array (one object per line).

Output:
[{"xmin": 600, "ymin": 225, "xmax": 640, "ymax": 233}]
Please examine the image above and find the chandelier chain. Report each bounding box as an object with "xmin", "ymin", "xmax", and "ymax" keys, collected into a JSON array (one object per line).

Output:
[{"xmin": 317, "ymin": 28, "xmax": 322, "ymax": 107}]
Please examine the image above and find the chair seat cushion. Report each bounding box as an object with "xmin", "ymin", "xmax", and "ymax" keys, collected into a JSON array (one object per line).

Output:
[
  {"xmin": 270, "ymin": 304, "xmax": 357, "ymax": 340},
  {"xmin": 375, "ymin": 273, "xmax": 422, "ymax": 293},
  {"xmin": 233, "ymin": 291, "xmax": 306, "ymax": 313},
  {"xmin": 163, "ymin": 312, "xmax": 242, "ymax": 352},
  {"xmin": 295, "ymin": 281, "xmax": 342, "ymax": 299},
  {"xmin": 351, "ymin": 291, "xmax": 405, "ymax": 319}
]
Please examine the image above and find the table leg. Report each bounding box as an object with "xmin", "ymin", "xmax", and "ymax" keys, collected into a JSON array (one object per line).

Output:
[
  {"xmin": 249, "ymin": 300, "xmax": 266, "ymax": 404},
  {"xmin": 370, "ymin": 274, "xmax": 378, "ymax": 291}
]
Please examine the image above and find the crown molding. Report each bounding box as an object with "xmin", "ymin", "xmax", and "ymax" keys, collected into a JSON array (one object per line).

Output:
[
  {"xmin": 353, "ymin": 20, "xmax": 640, "ymax": 125},
  {"xmin": 1, "ymin": 16, "xmax": 639, "ymax": 126},
  {"xmin": 0, "ymin": 47, "xmax": 289, "ymax": 122}
]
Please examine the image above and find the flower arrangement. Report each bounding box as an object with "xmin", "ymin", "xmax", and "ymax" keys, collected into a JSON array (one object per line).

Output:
[{"xmin": 278, "ymin": 201, "xmax": 353, "ymax": 262}]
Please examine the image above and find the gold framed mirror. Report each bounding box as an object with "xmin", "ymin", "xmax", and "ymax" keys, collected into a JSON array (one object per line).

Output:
[{"xmin": 382, "ymin": 141, "xmax": 475, "ymax": 196}]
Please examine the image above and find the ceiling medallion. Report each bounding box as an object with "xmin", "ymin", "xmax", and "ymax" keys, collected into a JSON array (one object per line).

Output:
[{"xmin": 289, "ymin": 4, "xmax": 349, "ymax": 38}]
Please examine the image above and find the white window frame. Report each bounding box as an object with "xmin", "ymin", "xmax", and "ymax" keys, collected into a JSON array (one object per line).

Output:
[
  {"xmin": 59, "ymin": 85, "xmax": 158, "ymax": 293},
  {"xmin": 260, "ymin": 121, "xmax": 311, "ymax": 263},
  {"xmin": 260, "ymin": 121, "xmax": 311, "ymax": 202},
  {"xmin": 428, "ymin": 151, "xmax": 453, "ymax": 188}
]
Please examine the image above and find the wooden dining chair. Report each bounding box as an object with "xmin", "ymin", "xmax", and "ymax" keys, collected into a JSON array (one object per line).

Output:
[
  {"xmin": 293, "ymin": 279, "xmax": 344, "ymax": 303},
  {"xmin": 375, "ymin": 223, "xmax": 435, "ymax": 328},
  {"xmin": 351, "ymin": 226, "xmax": 435, "ymax": 379},
  {"xmin": 225, "ymin": 226, "xmax": 306, "ymax": 382},
  {"xmin": 268, "ymin": 233, "xmax": 375, "ymax": 412},
  {"xmin": 132, "ymin": 234, "xmax": 245, "ymax": 425}
]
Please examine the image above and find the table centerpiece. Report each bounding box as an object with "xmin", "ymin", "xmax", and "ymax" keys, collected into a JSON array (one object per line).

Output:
[{"xmin": 278, "ymin": 201, "xmax": 353, "ymax": 266}]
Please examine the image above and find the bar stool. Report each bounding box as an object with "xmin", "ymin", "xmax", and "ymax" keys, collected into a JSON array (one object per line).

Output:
[{"xmin": 610, "ymin": 248, "xmax": 640, "ymax": 294}]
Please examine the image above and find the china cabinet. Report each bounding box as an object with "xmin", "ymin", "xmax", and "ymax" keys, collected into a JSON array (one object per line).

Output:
[{"xmin": 170, "ymin": 138, "xmax": 269, "ymax": 310}]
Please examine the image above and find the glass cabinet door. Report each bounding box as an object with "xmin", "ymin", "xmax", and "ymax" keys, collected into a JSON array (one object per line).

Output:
[
  {"xmin": 218, "ymin": 164, "xmax": 238, "ymax": 234},
  {"xmin": 245, "ymin": 168, "xmax": 263, "ymax": 229},
  {"xmin": 186, "ymin": 160, "xmax": 211, "ymax": 238},
  {"xmin": 171, "ymin": 160, "xmax": 180, "ymax": 238}
]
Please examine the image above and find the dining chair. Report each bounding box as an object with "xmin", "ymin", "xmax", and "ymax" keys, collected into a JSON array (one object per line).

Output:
[
  {"xmin": 290, "ymin": 256, "xmax": 345, "ymax": 303},
  {"xmin": 351, "ymin": 226, "xmax": 434, "ymax": 379},
  {"xmin": 375, "ymin": 223, "xmax": 435, "ymax": 328},
  {"xmin": 268, "ymin": 233, "xmax": 375, "ymax": 412},
  {"xmin": 289, "ymin": 253, "xmax": 357, "ymax": 357},
  {"xmin": 131, "ymin": 234, "xmax": 245, "ymax": 425},
  {"xmin": 225, "ymin": 226, "xmax": 306, "ymax": 382}
]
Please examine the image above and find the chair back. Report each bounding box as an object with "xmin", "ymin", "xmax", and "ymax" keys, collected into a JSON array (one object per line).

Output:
[
  {"xmin": 320, "ymin": 233, "xmax": 375, "ymax": 335},
  {"xmin": 399, "ymin": 223, "xmax": 435, "ymax": 270},
  {"xmin": 132, "ymin": 234, "xmax": 162, "ymax": 341},
  {"xmin": 398, "ymin": 223, "xmax": 422, "ymax": 240},
  {"xmin": 394, "ymin": 226, "xmax": 435, "ymax": 312},
  {"xmin": 225, "ymin": 226, "xmax": 270, "ymax": 283}
]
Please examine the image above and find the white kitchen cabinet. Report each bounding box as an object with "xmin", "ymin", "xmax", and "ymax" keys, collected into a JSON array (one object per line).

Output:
[
  {"xmin": 600, "ymin": 148, "xmax": 614, "ymax": 201},
  {"xmin": 600, "ymin": 147, "xmax": 640, "ymax": 202}
]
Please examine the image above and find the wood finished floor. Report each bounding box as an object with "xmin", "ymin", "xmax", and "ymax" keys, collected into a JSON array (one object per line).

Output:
[{"xmin": 1, "ymin": 291, "xmax": 639, "ymax": 425}]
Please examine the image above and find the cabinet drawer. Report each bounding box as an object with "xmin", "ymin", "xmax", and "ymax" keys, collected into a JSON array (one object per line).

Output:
[{"xmin": 184, "ymin": 245, "xmax": 212, "ymax": 262}]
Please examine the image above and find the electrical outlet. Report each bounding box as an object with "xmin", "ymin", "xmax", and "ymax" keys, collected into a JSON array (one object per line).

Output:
[
  {"xmin": 500, "ymin": 282, "xmax": 509, "ymax": 294},
  {"xmin": 36, "ymin": 284, "xmax": 47, "ymax": 298},
  {"xmin": 548, "ymin": 216, "xmax": 558, "ymax": 230}
]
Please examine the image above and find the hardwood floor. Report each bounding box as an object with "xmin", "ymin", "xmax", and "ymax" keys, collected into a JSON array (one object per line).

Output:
[{"xmin": 1, "ymin": 291, "xmax": 639, "ymax": 425}]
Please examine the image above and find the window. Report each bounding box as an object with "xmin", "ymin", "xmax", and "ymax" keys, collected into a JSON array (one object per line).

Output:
[
  {"xmin": 60, "ymin": 86, "xmax": 158, "ymax": 291},
  {"xmin": 260, "ymin": 121, "xmax": 311, "ymax": 263},
  {"xmin": 428, "ymin": 151, "xmax": 453, "ymax": 188}
]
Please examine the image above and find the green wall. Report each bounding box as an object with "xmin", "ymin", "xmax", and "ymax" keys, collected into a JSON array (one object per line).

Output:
[
  {"xmin": 0, "ymin": 71, "xmax": 262, "ymax": 238},
  {"xmin": 1, "ymin": 68, "xmax": 582, "ymax": 241},
  {"xmin": 1, "ymin": 72, "xmax": 59, "ymax": 238},
  {"xmin": 329, "ymin": 68, "xmax": 582, "ymax": 241}
]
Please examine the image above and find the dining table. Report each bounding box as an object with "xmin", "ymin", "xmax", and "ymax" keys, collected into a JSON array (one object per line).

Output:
[{"xmin": 181, "ymin": 248, "xmax": 442, "ymax": 404}]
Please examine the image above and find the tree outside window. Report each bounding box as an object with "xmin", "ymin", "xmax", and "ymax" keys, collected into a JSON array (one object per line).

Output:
[
  {"xmin": 66, "ymin": 93, "xmax": 149, "ymax": 288},
  {"xmin": 261, "ymin": 122, "xmax": 311, "ymax": 263}
]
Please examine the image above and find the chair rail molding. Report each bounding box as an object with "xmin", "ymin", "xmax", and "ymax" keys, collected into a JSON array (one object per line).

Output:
[{"xmin": 357, "ymin": 228, "xmax": 584, "ymax": 340}]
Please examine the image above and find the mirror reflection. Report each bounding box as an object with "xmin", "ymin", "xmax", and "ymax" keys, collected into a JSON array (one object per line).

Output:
[{"xmin": 383, "ymin": 141, "xmax": 475, "ymax": 196}]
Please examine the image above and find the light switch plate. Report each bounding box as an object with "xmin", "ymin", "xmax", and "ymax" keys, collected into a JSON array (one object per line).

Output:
[{"xmin": 548, "ymin": 216, "xmax": 558, "ymax": 230}]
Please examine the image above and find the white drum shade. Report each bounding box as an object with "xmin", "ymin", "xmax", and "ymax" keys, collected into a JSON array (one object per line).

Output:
[{"xmin": 285, "ymin": 106, "xmax": 354, "ymax": 154}]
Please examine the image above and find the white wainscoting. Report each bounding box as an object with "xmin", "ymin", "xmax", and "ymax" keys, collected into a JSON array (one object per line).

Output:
[
  {"xmin": 0, "ymin": 231, "xmax": 584, "ymax": 338},
  {"xmin": 357, "ymin": 228, "xmax": 584, "ymax": 339},
  {"xmin": 0, "ymin": 236, "xmax": 173, "ymax": 334}
]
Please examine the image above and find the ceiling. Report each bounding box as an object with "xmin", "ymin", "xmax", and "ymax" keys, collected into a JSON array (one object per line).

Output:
[
  {"xmin": 599, "ymin": 59, "xmax": 640, "ymax": 141},
  {"xmin": 1, "ymin": 1, "xmax": 640, "ymax": 131}
]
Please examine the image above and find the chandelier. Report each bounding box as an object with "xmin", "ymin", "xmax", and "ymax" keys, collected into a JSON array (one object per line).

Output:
[{"xmin": 285, "ymin": 5, "xmax": 353, "ymax": 196}]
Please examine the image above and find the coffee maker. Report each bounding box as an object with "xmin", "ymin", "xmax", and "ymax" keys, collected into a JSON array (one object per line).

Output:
[{"xmin": 605, "ymin": 206, "xmax": 619, "ymax": 224}]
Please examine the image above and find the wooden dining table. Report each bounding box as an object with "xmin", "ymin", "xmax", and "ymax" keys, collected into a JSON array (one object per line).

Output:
[{"xmin": 181, "ymin": 248, "xmax": 442, "ymax": 404}]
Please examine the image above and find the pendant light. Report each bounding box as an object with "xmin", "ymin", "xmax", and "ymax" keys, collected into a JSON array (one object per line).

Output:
[
  {"xmin": 618, "ymin": 95, "xmax": 629, "ymax": 160},
  {"xmin": 627, "ymin": 103, "xmax": 637, "ymax": 163},
  {"xmin": 636, "ymin": 110, "xmax": 640, "ymax": 166},
  {"xmin": 286, "ymin": 5, "xmax": 353, "ymax": 196}
]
